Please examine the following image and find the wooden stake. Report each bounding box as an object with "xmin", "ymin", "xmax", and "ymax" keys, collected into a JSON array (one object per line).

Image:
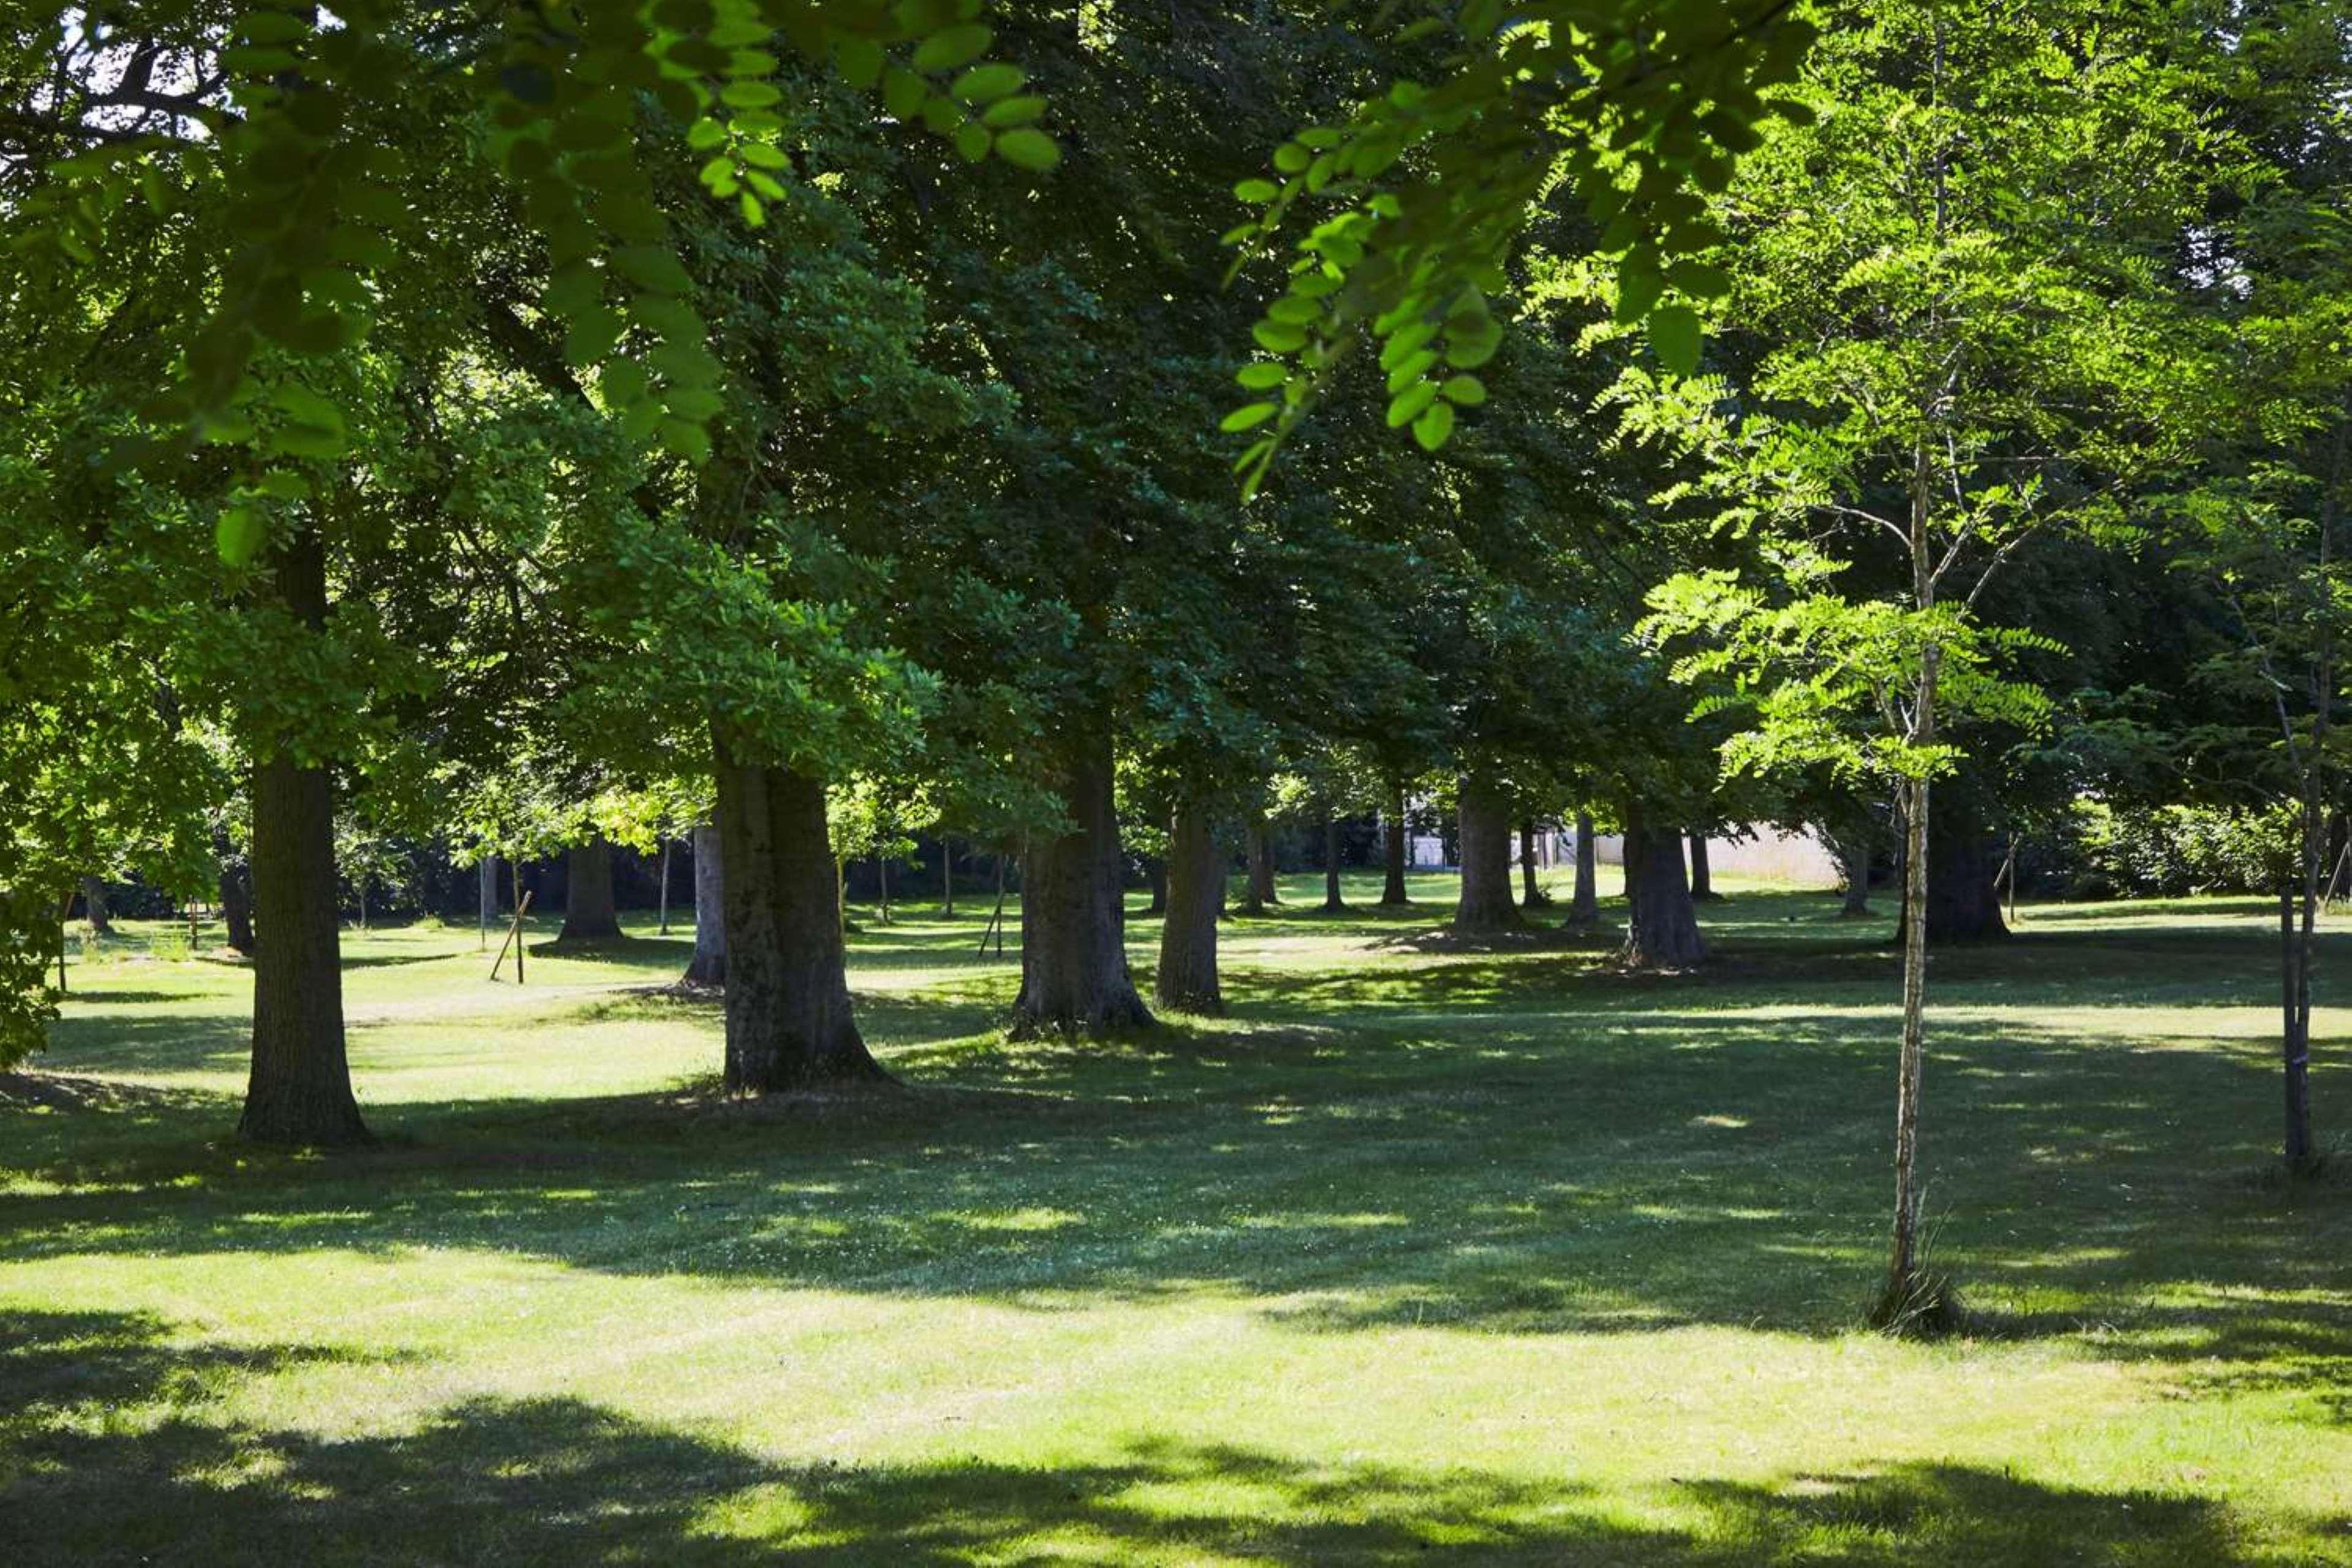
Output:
[{"xmin": 489, "ymin": 890, "xmax": 535, "ymax": 982}]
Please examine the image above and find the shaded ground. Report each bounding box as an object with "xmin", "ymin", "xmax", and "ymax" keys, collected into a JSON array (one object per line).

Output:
[{"xmin": 2, "ymin": 872, "xmax": 2346, "ymax": 1563}]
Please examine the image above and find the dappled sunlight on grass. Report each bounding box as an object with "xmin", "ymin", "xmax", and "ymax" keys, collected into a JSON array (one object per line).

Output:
[{"xmin": 6, "ymin": 885, "xmax": 2351, "ymax": 1559}]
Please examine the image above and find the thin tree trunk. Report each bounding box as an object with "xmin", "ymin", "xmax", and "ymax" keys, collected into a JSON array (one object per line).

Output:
[
  {"xmin": 477, "ymin": 854, "xmax": 496, "ymax": 951},
  {"xmin": 1144, "ymin": 856, "xmax": 1167, "ymax": 916},
  {"xmin": 1570, "ymin": 812, "xmax": 1599, "ymax": 924},
  {"xmin": 238, "ymin": 527, "xmax": 369, "ymax": 1148},
  {"xmin": 877, "ymin": 853, "xmax": 891, "ymax": 925},
  {"xmin": 1322, "ymin": 803, "xmax": 1346, "ymax": 912},
  {"xmin": 1518, "ymin": 820, "xmax": 1552, "ymax": 908},
  {"xmin": 1012, "ymin": 728, "xmax": 1153, "ymax": 1036},
  {"xmin": 684, "ymin": 820, "xmax": 726, "ymax": 986},
  {"xmin": 1382, "ymin": 782, "xmax": 1411, "ymax": 905},
  {"xmin": 942, "ymin": 836, "xmax": 956, "ymax": 918},
  {"xmin": 559, "ymin": 837, "xmax": 622, "ymax": 941},
  {"xmin": 712, "ymin": 741, "xmax": 881, "ymax": 1090},
  {"xmin": 1155, "ymin": 804, "xmax": 1224, "ymax": 1014},
  {"xmin": 1689, "ymin": 832, "xmax": 1720, "ymax": 900},
  {"xmin": 658, "ymin": 840, "xmax": 672, "ymax": 934},
  {"xmin": 1620, "ymin": 802, "xmax": 1705, "ymax": 969},
  {"xmin": 1452, "ymin": 772, "xmax": 1521, "ymax": 933},
  {"xmin": 1875, "ymin": 773, "xmax": 1936, "ymax": 1325}
]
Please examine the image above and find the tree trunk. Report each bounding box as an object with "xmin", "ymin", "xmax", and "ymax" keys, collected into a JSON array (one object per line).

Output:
[
  {"xmin": 238, "ymin": 529, "xmax": 369, "ymax": 1148},
  {"xmin": 219, "ymin": 850, "xmax": 255, "ymax": 956},
  {"xmin": 942, "ymin": 837, "xmax": 956, "ymax": 918},
  {"xmin": 658, "ymin": 840, "xmax": 672, "ymax": 934},
  {"xmin": 1874, "ymin": 772, "xmax": 1936, "ymax": 1327},
  {"xmin": 79, "ymin": 876, "xmax": 111, "ymax": 935},
  {"xmin": 1518, "ymin": 820, "xmax": 1553, "ymax": 908},
  {"xmin": 684, "ymin": 821, "xmax": 726, "ymax": 986},
  {"xmin": 876, "ymin": 853, "xmax": 891, "ymax": 925},
  {"xmin": 1620, "ymin": 802, "xmax": 1705, "ymax": 970},
  {"xmin": 1894, "ymin": 796, "xmax": 2008, "ymax": 944},
  {"xmin": 1144, "ymin": 856, "xmax": 1167, "ymax": 916},
  {"xmin": 1322, "ymin": 804, "xmax": 1346, "ymax": 912},
  {"xmin": 1689, "ymin": 832, "xmax": 1721, "ymax": 900},
  {"xmin": 1569, "ymin": 812, "xmax": 1599, "ymax": 924},
  {"xmin": 1243, "ymin": 808, "xmax": 1279, "ymax": 913},
  {"xmin": 478, "ymin": 854, "xmax": 497, "ymax": 950},
  {"xmin": 1838, "ymin": 837, "xmax": 1872, "ymax": 917},
  {"xmin": 712, "ymin": 744, "xmax": 881, "ymax": 1090},
  {"xmin": 559, "ymin": 837, "xmax": 622, "ymax": 941},
  {"xmin": 1012, "ymin": 729, "xmax": 1153, "ymax": 1036},
  {"xmin": 1452, "ymin": 772, "xmax": 1521, "ymax": 933},
  {"xmin": 1382, "ymin": 782, "xmax": 1411, "ymax": 905},
  {"xmin": 1155, "ymin": 805, "xmax": 1224, "ymax": 1014},
  {"xmin": 2282, "ymin": 891, "xmax": 2313, "ymax": 1169}
]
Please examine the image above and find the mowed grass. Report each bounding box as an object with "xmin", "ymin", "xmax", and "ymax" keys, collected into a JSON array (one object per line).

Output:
[{"xmin": 2, "ymin": 870, "xmax": 2348, "ymax": 1564}]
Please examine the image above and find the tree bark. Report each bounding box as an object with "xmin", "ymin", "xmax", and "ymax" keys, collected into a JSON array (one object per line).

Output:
[
  {"xmin": 1569, "ymin": 812, "xmax": 1599, "ymax": 924},
  {"xmin": 478, "ymin": 854, "xmax": 497, "ymax": 949},
  {"xmin": 684, "ymin": 821, "xmax": 726, "ymax": 986},
  {"xmin": 1322, "ymin": 804, "xmax": 1346, "ymax": 912},
  {"xmin": 1242, "ymin": 807, "xmax": 1279, "ymax": 913},
  {"xmin": 942, "ymin": 837, "xmax": 956, "ymax": 918},
  {"xmin": 559, "ymin": 837, "xmax": 622, "ymax": 941},
  {"xmin": 658, "ymin": 840, "xmax": 672, "ymax": 934},
  {"xmin": 1155, "ymin": 805, "xmax": 1224, "ymax": 1014},
  {"xmin": 1894, "ymin": 796, "xmax": 2008, "ymax": 943},
  {"xmin": 1837, "ymin": 837, "xmax": 1872, "ymax": 917},
  {"xmin": 238, "ymin": 528, "xmax": 369, "ymax": 1148},
  {"xmin": 1012, "ymin": 728, "xmax": 1153, "ymax": 1036},
  {"xmin": 1381, "ymin": 782, "xmax": 1411, "ymax": 905},
  {"xmin": 219, "ymin": 846, "xmax": 255, "ymax": 956},
  {"xmin": 1689, "ymin": 832, "xmax": 1721, "ymax": 900},
  {"xmin": 1452, "ymin": 772, "xmax": 1521, "ymax": 933},
  {"xmin": 1875, "ymin": 772, "xmax": 1935, "ymax": 1325},
  {"xmin": 1620, "ymin": 802, "xmax": 1705, "ymax": 969},
  {"xmin": 712, "ymin": 744, "xmax": 881, "ymax": 1090},
  {"xmin": 1144, "ymin": 856, "xmax": 1167, "ymax": 916},
  {"xmin": 1519, "ymin": 820, "xmax": 1553, "ymax": 908},
  {"xmin": 79, "ymin": 876, "xmax": 111, "ymax": 935}
]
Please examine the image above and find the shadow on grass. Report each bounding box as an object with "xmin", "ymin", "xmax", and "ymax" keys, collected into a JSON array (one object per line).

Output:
[{"xmin": 0, "ymin": 1306, "xmax": 2309, "ymax": 1566}]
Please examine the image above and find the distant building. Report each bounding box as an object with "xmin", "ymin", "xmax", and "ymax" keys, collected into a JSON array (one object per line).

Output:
[{"xmin": 1390, "ymin": 805, "xmax": 1836, "ymax": 885}]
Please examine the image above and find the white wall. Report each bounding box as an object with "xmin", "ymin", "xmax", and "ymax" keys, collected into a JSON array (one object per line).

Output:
[{"xmin": 1588, "ymin": 826, "xmax": 1839, "ymax": 886}]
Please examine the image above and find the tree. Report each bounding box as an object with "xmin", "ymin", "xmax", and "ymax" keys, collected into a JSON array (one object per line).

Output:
[{"xmin": 1635, "ymin": 0, "xmax": 2216, "ymax": 1325}]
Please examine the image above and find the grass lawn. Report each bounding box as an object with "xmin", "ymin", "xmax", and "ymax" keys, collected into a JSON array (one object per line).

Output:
[{"xmin": 3, "ymin": 870, "xmax": 2348, "ymax": 1564}]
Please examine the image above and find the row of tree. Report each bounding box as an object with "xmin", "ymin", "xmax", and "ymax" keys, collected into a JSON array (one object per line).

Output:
[{"xmin": 6, "ymin": 0, "xmax": 2346, "ymax": 1326}]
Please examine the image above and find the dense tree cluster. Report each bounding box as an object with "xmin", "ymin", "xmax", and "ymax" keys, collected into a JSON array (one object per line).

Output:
[{"xmin": 6, "ymin": 0, "xmax": 2348, "ymax": 1327}]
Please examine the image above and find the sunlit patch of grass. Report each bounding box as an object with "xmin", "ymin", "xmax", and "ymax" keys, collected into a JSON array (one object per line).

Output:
[{"xmin": 2, "ymin": 883, "xmax": 2348, "ymax": 1562}]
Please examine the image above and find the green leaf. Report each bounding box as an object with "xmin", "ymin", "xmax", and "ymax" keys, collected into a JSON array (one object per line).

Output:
[
  {"xmin": 836, "ymin": 38, "xmax": 884, "ymax": 89},
  {"xmin": 981, "ymin": 95, "xmax": 1047, "ymax": 128},
  {"xmin": 912, "ymin": 23, "xmax": 992, "ymax": 74},
  {"xmin": 1615, "ymin": 257, "xmax": 1665, "ymax": 324},
  {"xmin": 216, "ymin": 506, "xmax": 266, "ymax": 565},
  {"xmin": 1253, "ymin": 320, "xmax": 1307, "ymax": 353},
  {"xmin": 1234, "ymin": 179, "xmax": 1280, "ymax": 204},
  {"xmin": 1412, "ymin": 401, "xmax": 1455, "ymax": 451},
  {"xmin": 1221, "ymin": 402, "xmax": 1277, "ymax": 432},
  {"xmin": 992, "ymin": 128, "xmax": 1060, "ymax": 172},
  {"xmin": 1648, "ymin": 304, "xmax": 1703, "ymax": 377},
  {"xmin": 1386, "ymin": 382, "xmax": 1437, "ymax": 429},
  {"xmin": 951, "ymin": 63, "xmax": 1024, "ymax": 102},
  {"xmin": 1439, "ymin": 374, "xmax": 1486, "ymax": 405},
  {"xmin": 1235, "ymin": 361, "xmax": 1287, "ymax": 390}
]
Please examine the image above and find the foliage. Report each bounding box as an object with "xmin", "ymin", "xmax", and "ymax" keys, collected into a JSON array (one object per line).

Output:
[
  {"xmin": 1222, "ymin": 0, "xmax": 1819, "ymax": 492},
  {"xmin": 10, "ymin": 0, "xmax": 1054, "ymax": 514}
]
